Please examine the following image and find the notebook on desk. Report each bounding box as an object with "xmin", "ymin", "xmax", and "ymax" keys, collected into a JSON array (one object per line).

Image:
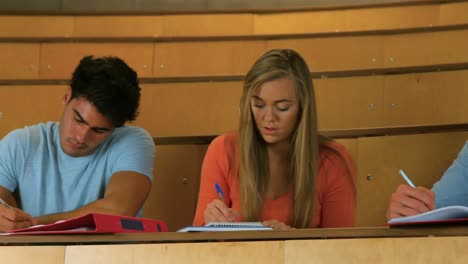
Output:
[
  {"xmin": 388, "ymin": 205, "xmax": 468, "ymax": 226},
  {"xmin": 177, "ymin": 222, "xmax": 272, "ymax": 232},
  {"xmin": 6, "ymin": 212, "xmax": 168, "ymax": 235}
]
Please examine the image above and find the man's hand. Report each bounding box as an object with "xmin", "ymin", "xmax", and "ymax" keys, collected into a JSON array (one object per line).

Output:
[
  {"xmin": 386, "ymin": 184, "xmax": 435, "ymax": 220},
  {"xmin": 0, "ymin": 205, "xmax": 36, "ymax": 232}
]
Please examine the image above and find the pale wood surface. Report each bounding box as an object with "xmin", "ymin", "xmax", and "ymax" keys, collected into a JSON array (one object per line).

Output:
[
  {"xmin": 0, "ymin": 16, "xmax": 73, "ymax": 38},
  {"xmin": 65, "ymin": 241, "xmax": 283, "ymax": 264},
  {"xmin": 0, "ymin": 246, "xmax": 65, "ymax": 264},
  {"xmin": 285, "ymin": 237, "xmax": 468, "ymax": 264}
]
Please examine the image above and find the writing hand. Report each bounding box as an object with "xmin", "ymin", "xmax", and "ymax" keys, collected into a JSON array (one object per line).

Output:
[
  {"xmin": 262, "ymin": 219, "xmax": 293, "ymax": 230},
  {"xmin": 0, "ymin": 205, "xmax": 37, "ymax": 232},
  {"xmin": 386, "ymin": 184, "xmax": 435, "ymax": 220},
  {"xmin": 204, "ymin": 199, "xmax": 239, "ymax": 224}
]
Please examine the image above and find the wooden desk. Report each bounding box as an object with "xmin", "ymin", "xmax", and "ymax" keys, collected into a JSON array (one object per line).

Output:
[{"xmin": 1, "ymin": 226, "xmax": 468, "ymax": 263}]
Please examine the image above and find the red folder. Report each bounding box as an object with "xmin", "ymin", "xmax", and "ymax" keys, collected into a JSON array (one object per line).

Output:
[{"xmin": 8, "ymin": 213, "xmax": 167, "ymax": 235}]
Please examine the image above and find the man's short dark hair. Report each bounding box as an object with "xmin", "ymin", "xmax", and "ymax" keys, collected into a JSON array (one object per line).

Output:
[{"xmin": 70, "ymin": 55, "xmax": 141, "ymax": 127}]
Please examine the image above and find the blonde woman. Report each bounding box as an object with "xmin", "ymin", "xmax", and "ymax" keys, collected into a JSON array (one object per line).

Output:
[{"xmin": 193, "ymin": 49, "xmax": 355, "ymax": 229}]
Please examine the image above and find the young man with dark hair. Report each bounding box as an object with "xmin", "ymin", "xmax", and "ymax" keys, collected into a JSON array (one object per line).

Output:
[{"xmin": 0, "ymin": 56, "xmax": 155, "ymax": 232}]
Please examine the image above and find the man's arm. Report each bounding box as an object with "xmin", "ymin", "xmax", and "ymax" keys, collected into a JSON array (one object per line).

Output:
[{"xmin": 34, "ymin": 171, "xmax": 152, "ymax": 225}]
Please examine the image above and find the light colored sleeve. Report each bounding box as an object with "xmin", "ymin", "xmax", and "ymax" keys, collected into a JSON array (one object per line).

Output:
[
  {"xmin": 192, "ymin": 135, "xmax": 231, "ymax": 226},
  {"xmin": 110, "ymin": 127, "xmax": 155, "ymax": 182},
  {"xmin": 432, "ymin": 141, "xmax": 468, "ymax": 208}
]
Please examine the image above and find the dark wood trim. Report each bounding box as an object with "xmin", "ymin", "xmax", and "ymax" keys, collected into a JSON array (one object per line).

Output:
[
  {"xmin": 153, "ymin": 123, "xmax": 468, "ymax": 145},
  {"xmin": 0, "ymin": 0, "xmax": 465, "ymax": 16},
  {"xmin": 1, "ymin": 226, "xmax": 468, "ymax": 246}
]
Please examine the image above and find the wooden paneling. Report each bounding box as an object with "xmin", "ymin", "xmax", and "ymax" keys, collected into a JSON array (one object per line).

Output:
[
  {"xmin": 153, "ymin": 41, "xmax": 267, "ymax": 77},
  {"xmin": 315, "ymin": 76, "xmax": 385, "ymax": 130},
  {"xmin": 254, "ymin": 10, "xmax": 346, "ymax": 35},
  {"xmin": 383, "ymin": 73, "xmax": 440, "ymax": 126},
  {"xmin": 1, "ymin": 246, "xmax": 65, "ymax": 264},
  {"xmin": 268, "ymin": 37, "xmax": 383, "ymax": 72},
  {"xmin": 355, "ymin": 131, "xmax": 468, "ymax": 227},
  {"xmin": 0, "ymin": 16, "xmax": 73, "ymax": 38},
  {"xmin": 73, "ymin": 16, "xmax": 163, "ymax": 37},
  {"xmin": 0, "ymin": 85, "xmax": 66, "ymax": 138},
  {"xmin": 433, "ymin": 29, "xmax": 468, "ymax": 65},
  {"xmin": 0, "ymin": 43, "xmax": 40, "ymax": 80},
  {"xmin": 137, "ymin": 82, "xmax": 242, "ymax": 137},
  {"xmin": 439, "ymin": 2, "xmax": 468, "ymax": 26},
  {"xmin": 39, "ymin": 43, "xmax": 154, "ymax": 79},
  {"xmin": 344, "ymin": 5, "xmax": 439, "ymax": 31},
  {"xmin": 162, "ymin": 14, "xmax": 254, "ymax": 37},
  {"xmin": 143, "ymin": 144, "xmax": 208, "ymax": 231},
  {"xmin": 436, "ymin": 70, "xmax": 468, "ymax": 124},
  {"xmin": 65, "ymin": 241, "xmax": 284, "ymax": 264},
  {"xmin": 285, "ymin": 237, "xmax": 468, "ymax": 264}
]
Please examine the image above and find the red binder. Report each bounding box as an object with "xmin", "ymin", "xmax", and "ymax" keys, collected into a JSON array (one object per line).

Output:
[{"xmin": 8, "ymin": 213, "xmax": 167, "ymax": 235}]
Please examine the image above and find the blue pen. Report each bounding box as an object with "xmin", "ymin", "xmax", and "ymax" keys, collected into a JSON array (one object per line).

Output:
[
  {"xmin": 399, "ymin": 169, "xmax": 416, "ymax": 188},
  {"xmin": 215, "ymin": 182, "xmax": 224, "ymax": 201}
]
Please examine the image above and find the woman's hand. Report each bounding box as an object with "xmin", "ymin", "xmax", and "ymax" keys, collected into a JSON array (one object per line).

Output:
[
  {"xmin": 262, "ymin": 219, "xmax": 293, "ymax": 230},
  {"xmin": 204, "ymin": 199, "xmax": 239, "ymax": 224}
]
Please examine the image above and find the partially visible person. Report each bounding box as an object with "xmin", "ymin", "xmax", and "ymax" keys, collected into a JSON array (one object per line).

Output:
[
  {"xmin": 193, "ymin": 49, "xmax": 356, "ymax": 229},
  {"xmin": 386, "ymin": 142, "xmax": 468, "ymax": 220},
  {"xmin": 0, "ymin": 55, "xmax": 155, "ymax": 232}
]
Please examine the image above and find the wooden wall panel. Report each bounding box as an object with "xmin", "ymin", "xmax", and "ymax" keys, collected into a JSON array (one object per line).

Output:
[
  {"xmin": 66, "ymin": 241, "xmax": 284, "ymax": 264},
  {"xmin": 2, "ymin": 246, "xmax": 65, "ymax": 264},
  {"xmin": 435, "ymin": 70, "xmax": 468, "ymax": 124},
  {"xmin": 143, "ymin": 144, "xmax": 208, "ymax": 231},
  {"xmin": 0, "ymin": 43, "xmax": 40, "ymax": 80},
  {"xmin": 153, "ymin": 41, "xmax": 267, "ymax": 77},
  {"xmin": 344, "ymin": 5, "xmax": 438, "ymax": 31},
  {"xmin": 383, "ymin": 73, "xmax": 440, "ymax": 126},
  {"xmin": 0, "ymin": 85, "xmax": 66, "ymax": 138},
  {"xmin": 162, "ymin": 14, "xmax": 254, "ymax": 37},
  {"xmin": 285, "ymin": 237, "xmax": 468, "ymax": 264},
  {"xmin": 383, "ymin": 30, "xmax": 468, "ymax": 68},
  {"xmin": 73, "ymin": 16, "xmax": 163, "ymax": 37},
  {"xmin": 355, "ymin": 131, "xmax": 468, "ymax": 227},
  {"xmin": 0, "ymin": 16, "xmax": 73, "ymax": 38},
  {"xmin": 439, "ymin": 2, "xmax": 468, "ymax": 26},
  {"xmin": 315, "ymin": 76, "xmax": 385, "ymax": 130},
  {"xmin": 137, "ymin": 82, "xmax": 242, "ymax": 137},
  {"xmin": 268, "ymin": 37, "xmax": 383, "ymax": 72},
  {"xmin": 39, "ymin": 43, "xmax": 154, "ymax": 79},
  {"xmin": 254, "ymin": 10, "xmax": 346, "ymax": 35}
]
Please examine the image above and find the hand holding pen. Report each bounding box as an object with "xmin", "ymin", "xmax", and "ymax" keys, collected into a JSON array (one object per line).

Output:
[
  {"xmin": 0, "ymin": 196, "xmax": 36, "ymax": 232},
  {"xmin": 386, "ymin": 169, "xmax": 435, "ymax": 220},
  {"xmin": 203, "ymin": 182, "xmax": 239, "ymax": 224}
]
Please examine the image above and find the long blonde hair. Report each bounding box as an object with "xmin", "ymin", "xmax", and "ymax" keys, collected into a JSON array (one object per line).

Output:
[{"xmin": 238, "ymin": 49, "xmax": 320, "ymax": 228}]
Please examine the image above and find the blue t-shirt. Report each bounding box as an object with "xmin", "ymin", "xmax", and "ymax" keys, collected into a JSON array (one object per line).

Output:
[
  {"xmin": 433, "ymin": 141, "xmax": 468, "ymax": 208},
  {"xmin": 0, "ymin": 122, "xmax": 155, "ymax": 217}
]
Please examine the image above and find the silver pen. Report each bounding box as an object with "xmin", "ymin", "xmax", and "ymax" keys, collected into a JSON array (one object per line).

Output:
[
  {"xmin": 399, "ymin": 169, "xmax": 416, "ymax": 188},
  {"xmin": 0, "ymin": 197, "xmax": 11, "ymax": 208}
]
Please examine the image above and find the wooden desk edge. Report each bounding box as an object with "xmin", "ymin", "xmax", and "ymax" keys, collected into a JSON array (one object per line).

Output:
[{"xmin": 1, "ymin": 226, "xmax": 468, "ymax": 246}]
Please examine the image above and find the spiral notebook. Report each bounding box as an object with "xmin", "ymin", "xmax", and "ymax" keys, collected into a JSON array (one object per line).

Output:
[{"xmin": 177, "ymin": 222, "xmax": 272, "ymax": 232}]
